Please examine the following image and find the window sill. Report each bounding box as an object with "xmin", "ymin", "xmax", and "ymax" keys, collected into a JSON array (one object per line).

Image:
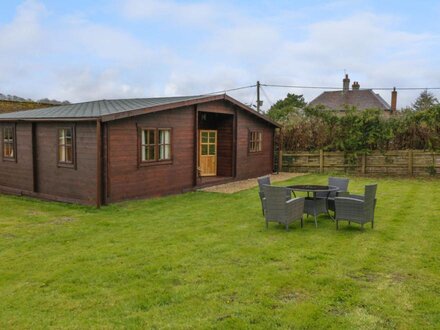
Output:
[
  {"xmin": 248, "ymin": 151, "xmax": 263, "ymax": 155},
  {"xmin": 57, "ymin": 162, "xmax": 76, "ymax": 169},
  {"xmin": 2, "ymin": 157, "xmax": 17, "ymax": 162},
  {"xmin": 139, "ymin": 160, "xmax": 173, "ymax": 167}
]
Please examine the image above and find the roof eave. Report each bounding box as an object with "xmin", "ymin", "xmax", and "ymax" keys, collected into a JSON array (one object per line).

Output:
[{"xmin": 0, "ymin": 117, "xmax": 99, "ymax": 122}]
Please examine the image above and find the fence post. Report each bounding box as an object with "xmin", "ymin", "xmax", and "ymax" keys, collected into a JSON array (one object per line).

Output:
[
  {"xmin": 408, "ymin": 149, "xmax": 413, "ymax": 175},
  {"xmin": 361, "ymin": 153, "xmax": 366, "ymax": 174},
  {"xmin": 319, "ymin": 149, "xmax": 324, "ymax": 173},
  {"xmin": 278, "ymin": 131, "xmax": 283, "ymax": 173}
]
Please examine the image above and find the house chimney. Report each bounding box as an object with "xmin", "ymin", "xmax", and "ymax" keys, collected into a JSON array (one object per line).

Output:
[
  {"xmin": 391, "ymin": 87, "xmax": 397, "ymax": 113},
  {"xmin": 343, "ymin": 74, "xmax": 350, "ymax": 92},
  {"xmin": 352, "ymin": 81, "xmax": 360, "ymax": 90}
]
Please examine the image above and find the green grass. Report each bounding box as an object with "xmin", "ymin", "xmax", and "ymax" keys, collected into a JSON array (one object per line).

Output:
[{"xmin": 0, "ymin": 174, "xmax": 439, "ymax": 329}]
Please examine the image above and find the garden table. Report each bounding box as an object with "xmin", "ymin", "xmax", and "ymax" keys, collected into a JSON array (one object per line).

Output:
[{"xmin": 286, "ymin": 185, "xmax": 339, "ymax": 228}]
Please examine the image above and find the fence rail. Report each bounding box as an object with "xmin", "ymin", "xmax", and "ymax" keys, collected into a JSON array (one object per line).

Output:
[{"xmin": 276, "ymin": 150, "xmax": 440, "ymax": 176}]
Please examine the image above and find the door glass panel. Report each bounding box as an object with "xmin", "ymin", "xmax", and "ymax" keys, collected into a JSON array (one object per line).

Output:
[
  {"xmin": 201, "ymin": 132, "xmax": 208, "ymax": 143},
  {"xmin": 210, "ymin": 132, "xmax": 215, "ymax": 143},
  {"xmin": 201, "ymin": 144, "xmax": 208, "ymax": 155},
  {"xmin": 209, "ymin": 144, "xmax": 215, "ymax": 155}
]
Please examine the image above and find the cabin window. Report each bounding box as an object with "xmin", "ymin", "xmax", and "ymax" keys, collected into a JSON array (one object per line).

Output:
[
  {"xmin": 140, "ymin": 128, "xmax": 172, "ymax": 163},
  {"xmin": 158, "ymin": 129, "xmax": 171, "ymax": 160},
  {"xmin": 58, "ymin": 128, "xmax": 74, "ymax": 165},
  {"xmin": 249, "ymin": 131, "xmax": 262, "ymax": 152},
  {"xmin": 141, "ymin": 129, "xmax": 156, "ymax": 161},
  {"xmin": 3, "ymin": 126, "xmax": 16, "ymax": 160}
]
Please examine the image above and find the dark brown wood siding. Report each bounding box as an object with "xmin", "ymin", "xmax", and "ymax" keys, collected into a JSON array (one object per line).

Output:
[
  {"xmin": 235, "ymin": 110, "xmax": 274, "ymax": 179},
  {"xmin": 0, "ymin": 122, "xmax": 33, "ymax": 191},
  {"xmin": 0, "ymin": 99, "xmax": 275, "ymax": 205},
  {"xmin": 216, "ymin": 116, "xmax": 233, "ymax": 177},
  {"xmin": 35, "ymin": 122, "xmax": 97, "ymax": 203},
  {"xmin": 107, "ymin": 106, "xmax": 196, "ymax": 202},
  {"xmin": 198, "ymin": 100, "xmax": 275, "ymax": 179}
]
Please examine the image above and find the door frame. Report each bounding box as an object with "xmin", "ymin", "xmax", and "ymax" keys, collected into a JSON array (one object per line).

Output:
[{"xmin": 198, "ymin": 129, "xmax": 217, "ymax": 177}]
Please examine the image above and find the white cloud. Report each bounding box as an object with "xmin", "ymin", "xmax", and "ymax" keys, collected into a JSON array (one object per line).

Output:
[
  {"xmin": 245, "ymin": 12, "xmax": 440, "ymax": 109},
  {"xmin": 164, "ymin": 65, "xmax": 250, "ymax": 96},
  {"xmin": 119, "ymin": 0, "xmax": 218, "ymax": 26},
  {"xmin": 54, "ymin": 68, "xmax": 146, "ymax": 101},
  {"xmin": 0, "ymin": 0, "xmax": 158, "ymax": 102},
  {"xmin": 1, "ymin": 0, "xmax": 439, "ymax": 108},
  {"xmin": 0, "ymin": 0, "xmax": 47, "ymax": 52},
  {"xmin": 61, "ymin": 16, "xmax": 153, "ymax": 66}
]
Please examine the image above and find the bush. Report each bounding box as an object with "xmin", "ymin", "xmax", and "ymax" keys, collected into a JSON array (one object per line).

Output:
[{"xmin": 278, "ymin": 105, "xmax": 440, "ymax": 153}]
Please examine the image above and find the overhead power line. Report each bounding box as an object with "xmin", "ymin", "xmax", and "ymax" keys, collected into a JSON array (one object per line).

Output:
[
  {"xmin": 203, "ymin": 84, "xmax": 256, "ymax": 95},
  {"xmin": 260, "ymin": 85, "xmax": 274, "ymax": 108},
  {"xmin": 200, "ymin": 82, "xmax": 440, "ymax": 105},
  {"xmin": 262, "ymin": 83, "xmax": 440, "ymax": 91}
]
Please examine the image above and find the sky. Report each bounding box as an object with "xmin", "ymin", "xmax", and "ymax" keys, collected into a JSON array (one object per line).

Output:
[{"xmin": 1, "ymin": 0, "xmax": 440, "ymax": 109}]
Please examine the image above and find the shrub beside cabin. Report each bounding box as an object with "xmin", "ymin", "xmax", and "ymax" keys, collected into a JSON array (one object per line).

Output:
[{"xmin": 0, "ymin": 94, "xmax": 280, "ymax": 206}]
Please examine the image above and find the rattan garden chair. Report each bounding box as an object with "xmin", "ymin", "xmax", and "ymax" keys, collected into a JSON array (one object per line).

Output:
[
  {"xmin": 257, "ymin": 175, "xmax": 291, "ymax": 215},
  {"xmin": 262, "ymin": 185, "xmax": 304, "ymax": 231},
  {"xmin": 334, "ymin": 184, "xmax": 377, "ymax": 230},
  {"xmin": 316, "ymin": 177, "xmax": 350, "ymax": 212}
]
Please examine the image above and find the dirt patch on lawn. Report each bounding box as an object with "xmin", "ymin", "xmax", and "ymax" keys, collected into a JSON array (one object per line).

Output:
[
  {"xmin": 52, "ymin": 217, "xmax": 76, "ymax": 225},
  {"xmin": 200, "ymin": 172, "xmax": 306, "ymax": 194}
]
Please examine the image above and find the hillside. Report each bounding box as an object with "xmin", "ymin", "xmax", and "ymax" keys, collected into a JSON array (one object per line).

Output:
[{"xmin": 0, "ymin": 100, "xmax": 58, "ymax": 114}]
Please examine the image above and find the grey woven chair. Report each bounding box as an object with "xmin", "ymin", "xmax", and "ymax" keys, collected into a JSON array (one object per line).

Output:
[
  {"xmin": 316, "ymin": 177, "xmax": 350, "ymax": 212},
  {"xmin": 257, "ymin": 175, "xmax": 291, "ymax": 215},
  {"xmin": 262, "ymin": 185, "xmax": 304, "ymax": 231},
  {"xmin": 334, "ymin": 184, "xmax": 377, "ymax": 230}
]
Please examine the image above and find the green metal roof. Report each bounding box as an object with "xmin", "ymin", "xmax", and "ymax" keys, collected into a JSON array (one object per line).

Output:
[
  {"xmin": 0, "ymin": 94, "xmax": 280, "ymax": 127},
  {"xmin": 0, "ymin": 95, "xmax": 204, "ymax": 120}
]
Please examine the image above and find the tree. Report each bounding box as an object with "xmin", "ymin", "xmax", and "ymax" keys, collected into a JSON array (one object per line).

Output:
[
  {"xmin": 267, "ymin": 93, "xmax": 306, "ymax": 122},
  {"xmin": 412, "ymin": 90, "xmax": 438, "ymax": 111}
]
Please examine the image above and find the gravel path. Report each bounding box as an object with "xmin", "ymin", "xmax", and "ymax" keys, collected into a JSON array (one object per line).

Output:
[{"xmin": 200, "ymin": 172, "xmax": 307, "ymax": 194}]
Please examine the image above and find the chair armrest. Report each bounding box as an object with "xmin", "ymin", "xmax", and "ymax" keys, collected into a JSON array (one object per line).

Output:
[
  {"xmin": 335, "ymin": 197, "xmax": 365, "ymax": 213},
  {"xmin": 334, "ymin": 197, "xmax": 364, "ymax": 203},
  {"xmin": 286, "ymin": 197, "xmax": 305, "ymax": 218},
  {"xmin": 346, "ymin": 194, "xmax": 364, "ymax": 201}
]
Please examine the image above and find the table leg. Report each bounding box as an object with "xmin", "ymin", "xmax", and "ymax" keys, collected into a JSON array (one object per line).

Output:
[
  {"xmin": 326, "ymin": 191, "xmax": 335, "ymax": 221},
  {"xmin": 313, "ymin": 192, "xmax": 318, "ymax": 228}
]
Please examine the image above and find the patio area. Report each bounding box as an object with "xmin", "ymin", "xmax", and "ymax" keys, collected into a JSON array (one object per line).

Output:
[{"xmin": 200, "ymin": 172, "xmax": 306, "ymax": 193}]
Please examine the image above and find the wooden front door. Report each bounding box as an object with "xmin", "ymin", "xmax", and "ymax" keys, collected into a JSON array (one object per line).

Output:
[{"xmin": 199, "ymin": 130, "xmax": 217, "ymax": 176}]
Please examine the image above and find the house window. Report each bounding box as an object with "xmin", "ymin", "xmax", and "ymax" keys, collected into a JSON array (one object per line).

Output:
[
  {"xmin": 158, "ymin": 129, "xmax": 171, "ymax": 160},
  {"xmin": 3, "ymin": 126, "xmax": 16, "ymax": 160},
  {"xmin": 140, "ymin": 128, "xmax": 172, "ymax": 162},
  {"xmin": 249, "ymin": 131, "xmax": 262, "ymax": 152},
  {"xmin": 141, "ymin": 129, "xmax": 156, "ymax": 161},
  {"xmin": 58, "ymin": 128, "xmax": 74, "ymax": 165}
]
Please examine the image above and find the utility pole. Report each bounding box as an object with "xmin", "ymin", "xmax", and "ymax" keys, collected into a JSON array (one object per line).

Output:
[{"xmin": 256, "ymin": 81, "xmax": 261, "ymax": 113}]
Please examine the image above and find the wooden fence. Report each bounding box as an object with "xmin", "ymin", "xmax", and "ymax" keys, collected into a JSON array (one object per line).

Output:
[{"xmin": 276, "ymin": 150, "xmax": 440, "ymax": 176}]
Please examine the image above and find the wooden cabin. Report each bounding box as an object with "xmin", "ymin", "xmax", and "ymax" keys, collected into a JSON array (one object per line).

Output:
[{"xmin": 0, "ymin": 94, "xmax": 280, "ymax": 206}]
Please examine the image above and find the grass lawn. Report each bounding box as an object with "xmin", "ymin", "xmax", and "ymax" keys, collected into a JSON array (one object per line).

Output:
[{"xmin": 0, "ymin": 174, "xmax": 439, "ymax": 329}]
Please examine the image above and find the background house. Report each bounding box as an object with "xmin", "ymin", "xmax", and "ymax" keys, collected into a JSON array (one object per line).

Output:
[
  {"xmin": 0, "ymin": 94, "xmax": 279, "ymax": 206},
  {"xmin": 309, "ymin": 74, "xmax": 397, "ymax": 115}
]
